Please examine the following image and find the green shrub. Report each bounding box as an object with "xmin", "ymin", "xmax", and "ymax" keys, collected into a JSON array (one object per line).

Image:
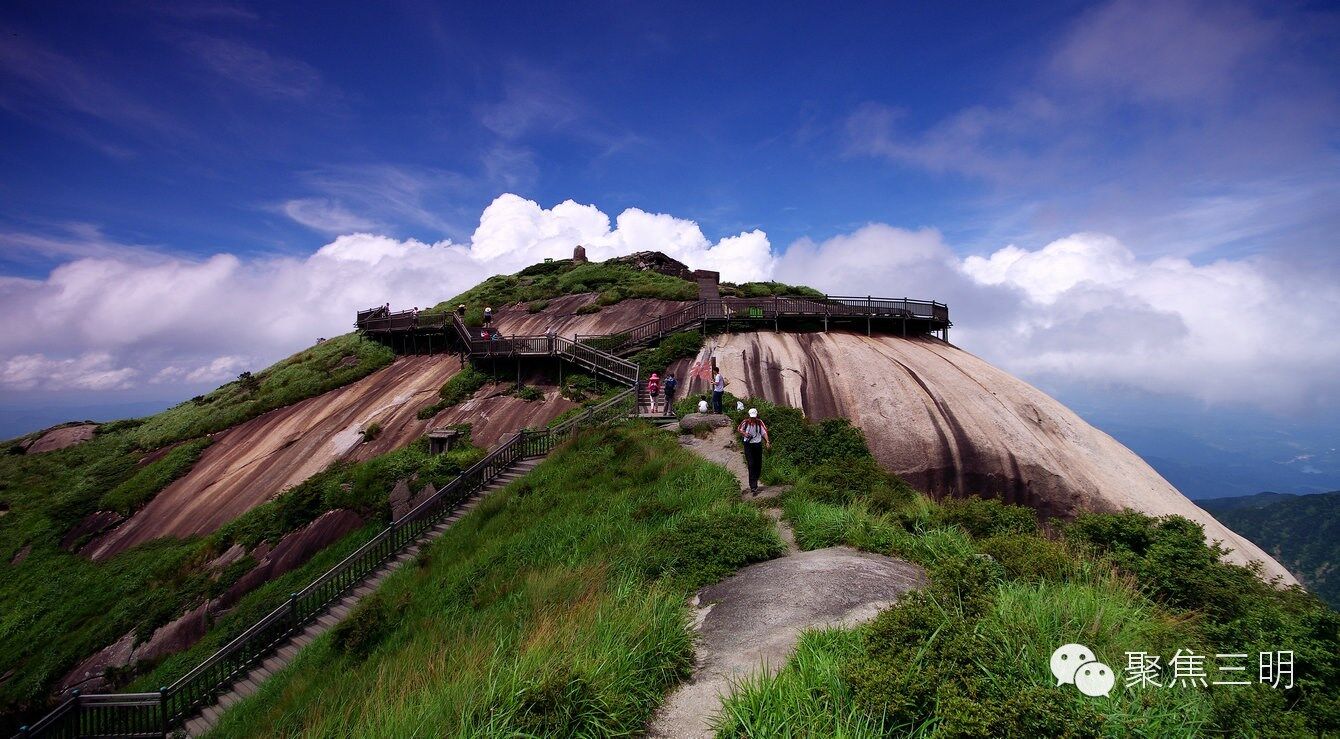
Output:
[
  {"xmin": 936, "ymin": 495, "xmax": 1038, "ymax": 538},
  {"xmin": 526, "ymin": 299, "xmax": 549, "ymax": 313},
  {"xmin": 100, "ymin": 438, "xmax": 212, "ymax": 514},
  {"xmin": 791, "ymin": 457, "xmax": 907, "ymax": 508},
  {"xmin": 560, "ymin": 374, "xmax": 600, "ymax": 402},
  {"xmin": 978, "ymin": 533, "xmax": 1075, "ymax": 582},
  {"xmin": 735, "ymin": 281, "xmax": 826, "ymax": 299},
  {"xmin": 575, "ymin": 303, "xmax": 601, "ymax": 315},
  {"xmin": 439, "ymin": 364, "xmax": 489, "ymax": 407},
  {"xmin": 433, "ymin": 260, "xmax": 696, "ymax": 317},
  {"xmin": 630, "ymin": 331, "xmax": 704, "ymax": 379},
  {"xmin": 514, "ymin": 385, "xmax": 544, "ymax": 402},
  {"xmin": 361, "ymin": 422, "xmax": 382, "ymax": 443},
  {"xmin": 131, "ymin": 333, "xmax": 394, "ymax": 449},
  {"xmin": 330, "ymin": 594, "xmax": 396, "ymax": 660},
  {"xmin": 644, "ymin": 504, "xmax": 784, "ymax": 588}
]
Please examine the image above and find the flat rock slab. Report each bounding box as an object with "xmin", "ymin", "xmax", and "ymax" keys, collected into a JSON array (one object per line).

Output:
[{"xmin": 648, "ymin": 546, "xmax": 925, "ymax": 738}]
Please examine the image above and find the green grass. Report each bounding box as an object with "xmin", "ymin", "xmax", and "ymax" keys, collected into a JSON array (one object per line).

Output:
[
  {"xmin": 126, "ymin": 523, "xmax": 383, "ymax": 692},
  {"xmin": 0, "ymin": 431, "xmax": 481, "ymax": 732},
  {"xmin": 417, "ymin": 362, "xmax": 489, "ymax": 419},
  {"xmin": 719, "ymin": 280, "xmax": 826, "ymax": 299},
  {"xmin": 84, "ymin": 437, "xmax": 214, "ymax": 521},
  {"xmin": 429, "ymin": 259, "xmax": 697, "ymax": 321},
  {"xmin": 131, "ymin": 333, "xmax": 395, "ymax": 450},
  {"xmin": 205, "ymin": 423, "xmax": 783, "ymax": 737},
  {"xmin": 708, "ymin": 398, "xmax": 1340, "ymax": 737},
  {"xmin": 714, "ymin": 628, "xmax": 887, "ymax": 738},
  {"xmin": 629, "ymin": 331, "xmax": 704, "ymax": 380}
]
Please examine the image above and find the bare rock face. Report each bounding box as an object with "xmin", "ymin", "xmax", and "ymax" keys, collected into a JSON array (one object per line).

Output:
[
  {"xmin": 134, "ymin": 602, "xmax": 209, "ymax": 666},
  {"xmin": 25, "ymin": 423, "xmax": 98, "ymax": 454},
  {"xmin": 387, "ymin": 480, "xmax": 414, "ymax": 520},
  {"xmin": 10, "ymin": 544, "xmax": 31, "ymax": 565},
  {"xmin": 57, "ymin": 603, "xmax": 210, "ymax": 695},
  {"xmin": 59, "ymin": 632, "xmax": 136, "ymax": 693},
  {"xmin": 206, "ymin": 542, "xmax": 247, "ymax": 575},
  {"xmin": 63, "ymin": 511, "xmax": 125, "ymax": 552},
  {"xmin": 83, "ymin": 356, "xmax": 459, "ymax": 560},
  {"xmin": 221, "ymin": 509, "xmax": 366, "ymax": 608},
  {"xmin": 676, "ymin": 331, "xmax": 1297, "ymax": 585}
]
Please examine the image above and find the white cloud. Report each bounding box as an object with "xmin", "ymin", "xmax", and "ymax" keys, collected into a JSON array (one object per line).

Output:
[
  {"xmin": 152, "ymin": 355, "xmax": 251, "ymax": 384},
  {"xmin": 776, "ymin": 226, "xmax": 1340, "ymax": 413},
  {"xmin": 280, "ymin": 198, "xmax": 380, "ymax": 234},
  {"xmin": 3, "ymin": 195, "xmax": 1336, "ymax": 413},
  {"xmin": 1, "ymin": 353, "xmax": 138, "ymax": 391},
  {"xmin": 0, "ymin": 194, "xmax": 773, "ymax": 393}
]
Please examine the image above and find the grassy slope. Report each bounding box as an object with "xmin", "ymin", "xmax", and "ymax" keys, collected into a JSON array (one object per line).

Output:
[
  {"xmin": 706, "ymin": 397, "xmax": 1340, "ymax": 738},
  {"xmin": 130, "ymin": 333, "xmax": 394, "ymax": 449},
  {"xmin": 206, "ymin": 423, "xmax": 783, "ymax": 737},
  {"xmin": 1199, "ymin": 491, "xmax": 1339, "ymax": 609},
  {"xmin": 0, "ymin": 328, "xmax": 446, "ymax": 730},
  {"xmin": 429, "ymin": 259, "xmax": 697, "ymax": 324}
]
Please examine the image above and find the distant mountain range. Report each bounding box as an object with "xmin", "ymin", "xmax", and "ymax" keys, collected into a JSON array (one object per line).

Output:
[{"xmin": 1197, "ymin": 490, "xmax": 1340, "ymax": 608}]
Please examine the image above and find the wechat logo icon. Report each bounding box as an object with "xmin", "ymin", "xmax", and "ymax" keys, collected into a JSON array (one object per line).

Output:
[{"xmin": 1050, "ymin": 643, "xmax": 1115, "ymax": 697}]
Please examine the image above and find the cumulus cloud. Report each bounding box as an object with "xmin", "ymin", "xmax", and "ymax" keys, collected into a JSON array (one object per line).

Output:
[
  {"xmin": 3, "ymin": 194, "xmax": 1335, "ymax": 413},
  {"xmin": 775, "ymin": 226, "xmax": 1340, "ymax": 412},
  {"xmin": 0, "ymin": 194, "xmax": 771, "ymax": 392},
  {"xmin": 1, "ymin": 353, "xmax": 138, "ymax": 391}
]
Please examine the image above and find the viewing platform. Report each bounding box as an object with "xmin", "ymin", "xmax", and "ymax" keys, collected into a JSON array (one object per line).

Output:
[{"xmin": 355, "ymin": 293, "xmax": 952, "ymax": 357}]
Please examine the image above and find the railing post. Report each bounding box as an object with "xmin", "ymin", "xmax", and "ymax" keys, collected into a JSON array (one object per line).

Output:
[
  {"xmin": 288, "ymin": 592, "xmax": 299, "ymax": 631},
  {"xmin": 161, "ymin": 686, "xmax": 171, "ymax": 736}
]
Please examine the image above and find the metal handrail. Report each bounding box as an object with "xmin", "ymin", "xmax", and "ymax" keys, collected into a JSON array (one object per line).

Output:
[{"xmin": 14, "ymin": 387, "xmax": 632, "ymax": 738}]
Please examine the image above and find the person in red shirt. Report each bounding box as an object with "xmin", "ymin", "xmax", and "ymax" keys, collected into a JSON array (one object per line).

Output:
[{"xmin": 646, "ymin": 372, "xmax": 661, "ymax": 413}]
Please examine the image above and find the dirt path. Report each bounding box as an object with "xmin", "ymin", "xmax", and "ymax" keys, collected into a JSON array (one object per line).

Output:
[{"xmin": 652, "ymin": 425, "xmax": 924, "ymax": 737}]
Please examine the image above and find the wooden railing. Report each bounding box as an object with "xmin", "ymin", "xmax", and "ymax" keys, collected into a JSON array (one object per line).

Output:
[
  {"xmin": 575, "ymin": 295, "xmax": 950, "ymax": 353},
  {"xmin": 13, "ymin": 390, "xmax": 635, "ymax": 739}
]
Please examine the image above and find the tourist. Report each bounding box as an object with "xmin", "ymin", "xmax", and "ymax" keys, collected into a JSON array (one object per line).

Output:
[
  {"xmin": 712, "ymin": 368, "xmax": 725, "ymax": 413},
  {"xmin": 698, "ymin": 397, "xmax": 709, "ymax": 413},
  {"xmin": 647, "ymin": 372, "xmax": 661, "ymax": 414},
  {"xmin": 456, "ymin": 303, "xmax": 466, "ymax": 319},
  {"xmin": 484, "ymin": 306, "xmax": 493, "ymax": 326},
  {"xmin": 737, "ymin": 408, "xmax": 771, "ymax": 495},
  {"xmin": 663, "ymin": 372, "xmax": 678, "ymax": 412}
]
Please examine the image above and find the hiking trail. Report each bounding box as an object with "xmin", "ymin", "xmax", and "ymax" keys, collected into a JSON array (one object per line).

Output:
[{"xmin": 652, "ymin": 424, "xmax": 925, "ymax": 737}]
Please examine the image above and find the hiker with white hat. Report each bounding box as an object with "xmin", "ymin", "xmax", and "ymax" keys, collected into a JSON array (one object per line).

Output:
[{"xmin": 737, "ymin": 407, "xmax": 771, "ymax": 495}]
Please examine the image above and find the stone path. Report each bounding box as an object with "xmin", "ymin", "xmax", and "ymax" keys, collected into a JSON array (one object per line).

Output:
[{"xmin": 651, "ymin": 427, "xmax": 925, "ymax": 737}]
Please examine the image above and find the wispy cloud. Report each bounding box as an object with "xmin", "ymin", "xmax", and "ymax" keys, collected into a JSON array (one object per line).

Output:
[
  {"xmin": 1047, "ymin": 0, "xmax": 1277, "ymax": 103},
  {"xmin": 842, "ymin": 0, "xmax": 1339, "ymax": 262},
  {"xmin": 0, "ymin": 27, "xmax": 179, "ymax": 137},
  {"xmin": 281, "ymin": 164, "xmax": 475, "ymax": 237},
  {"xmin": 139, "ymin": 1, "xmax": 260, "ymax": 22},
  {"xmin": 176, "ymin": 34, "xmax": 323, "ymax": 100},
  {"xmin": 0, "ymin": 224, "xmax": 167, "ymax": 266},
  {"xmin": 279, "ymin": 199, "xmax": 381, "ymax": 234}
]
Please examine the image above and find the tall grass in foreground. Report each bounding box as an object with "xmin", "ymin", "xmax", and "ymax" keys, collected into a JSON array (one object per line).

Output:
[
  {"xmin": 206, "ymin": 423, "xmax": 783, "ymax": 737},
  {"xmin": 724, "ymin": 398, "xmax": 1336, "ymax": 737},
  {"xmin": 714, "ymin": 629, "xmax": 887, "ymax": 738}
]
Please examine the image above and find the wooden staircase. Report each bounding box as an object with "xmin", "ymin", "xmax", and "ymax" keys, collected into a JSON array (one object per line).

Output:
[{"xmin": 181, "ymin": 458, "xmax": 541, "ymax": 737}]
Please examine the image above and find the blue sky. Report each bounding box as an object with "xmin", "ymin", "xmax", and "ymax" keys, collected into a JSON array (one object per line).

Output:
[{"xmin": 1, "ymin": 0, "xmax": 1337, "ymax": 496}]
